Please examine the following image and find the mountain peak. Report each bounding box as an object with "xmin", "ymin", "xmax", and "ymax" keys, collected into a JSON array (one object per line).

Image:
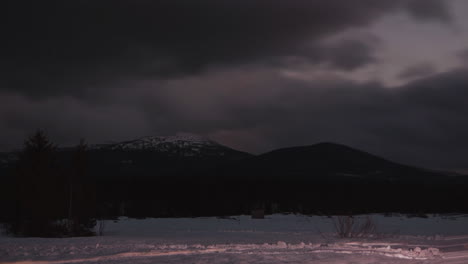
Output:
[
  {"xmin": 94, "ymin": 133, "xmax": 217, "ymax": 151},
  {"xmin": 137, "ymin": 133, "xmax": 217, "ymax": 145},
  {"xmin": 90, "ymin": 133, "xmax": 251, "ymax": 159}
]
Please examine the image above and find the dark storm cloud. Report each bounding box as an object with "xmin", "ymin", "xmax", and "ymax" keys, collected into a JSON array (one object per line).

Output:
[
  {"xmin": 397, "ymin": 62, "xmax": 437, "ymax": 80},
  {"xmin": 0, "ymin": 93, "xmax": 150, "ymax": 148},
  {"xmin": 298, "ymin": 39, "xmax": 380, "ymax": 71},
  {"xmin": 405, "ymin": 0, "xmax": 452, "ymax": 22},
  {"xmin": 1, "ymin": 0, "xmax": 450, "ymax": 98}
]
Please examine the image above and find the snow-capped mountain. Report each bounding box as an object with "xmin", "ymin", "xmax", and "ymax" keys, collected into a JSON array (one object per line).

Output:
[
  {"xmin": 91, "ymin": 134, "xmax": 249, "ymax": 158},
  {"xmin": 0, "ymin": 153, "xmax": 19, "ymax": 168}
]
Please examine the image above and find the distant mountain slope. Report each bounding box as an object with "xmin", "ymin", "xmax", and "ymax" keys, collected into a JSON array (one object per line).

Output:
[
  {"xmin": 73, "ymin": 134, "xmax": 252, "ymax": 179},
  {"xmin": 0, "ymin": 139, "xmax": 457, "ymax": 183},
  {"xmin": 235, "ymin": 142, "xmax": 446, "ymax": 183},
  {"xmin": 91, "ymin": 134, "xmax": 250, "ymax": 159},
  {"xmin": 3, "ymin": 139, "xmax": 468, "ymax": 216},
  {"xmin": 0, "ymin": 152, "xmax": 18, "ymax": 168},
  {"xmin": 0, "ymin": 134, "xmax": 252, "ymax": 179}
]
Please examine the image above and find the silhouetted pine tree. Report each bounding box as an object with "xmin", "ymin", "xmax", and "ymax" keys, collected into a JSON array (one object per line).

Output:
[{"xmin": 11, "ymin": 130, "xmax": 68, "ymax": 237}]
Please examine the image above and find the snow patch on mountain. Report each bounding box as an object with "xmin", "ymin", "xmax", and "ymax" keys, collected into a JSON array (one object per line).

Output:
[
  {"xmin": 91, "ymin": 134, "xmax": 235, "ymax": 157},
  {"xmin": 0, "ymin": 153, "xmax": 19, "ymax": 167}
]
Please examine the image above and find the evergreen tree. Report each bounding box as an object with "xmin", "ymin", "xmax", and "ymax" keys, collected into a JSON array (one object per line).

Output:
[
  {"xmin": 12, "ymin": 130, "xmax": 68, "ymax": 236},
  {"xmin": 6, "ymin": 132, "xmax": 96, "ymax": 237}
]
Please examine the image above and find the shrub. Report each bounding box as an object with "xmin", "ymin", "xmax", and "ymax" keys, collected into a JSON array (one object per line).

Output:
[{"xmin": 333, "ymin": 215, "xmax": 376, "ymax": 238}]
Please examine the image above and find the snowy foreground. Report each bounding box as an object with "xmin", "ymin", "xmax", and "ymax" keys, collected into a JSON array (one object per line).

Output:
[{"xmin": 2, "ymin": 214, "xmax": 468, "ymax": 264}]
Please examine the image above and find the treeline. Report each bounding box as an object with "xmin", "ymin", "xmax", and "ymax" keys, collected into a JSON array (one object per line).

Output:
[
  {"xmin": 2, "ymin": 131, "xmax": 468, "ymax": 237},
  {"xmin": 0, "ymin": 131, "xmax": 96, "ymax": 237},
  {"xmin": 94, "ymin": 177, "xmax": 468, "ymax": 218}
]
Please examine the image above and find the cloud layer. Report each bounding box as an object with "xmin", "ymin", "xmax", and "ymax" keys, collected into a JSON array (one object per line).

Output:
[
  {"xmin": 2, "ymin": 0, "xmax": 450, "ymax": 97},
  {"xmin": 2, "ymin": 0, "xmax": 467, "ymax": 171}
]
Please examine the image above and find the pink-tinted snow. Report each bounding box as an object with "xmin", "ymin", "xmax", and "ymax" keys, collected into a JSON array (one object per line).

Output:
[{"xmin": 1, "ymin": 214, "xmax": 468, "ymax": 264}]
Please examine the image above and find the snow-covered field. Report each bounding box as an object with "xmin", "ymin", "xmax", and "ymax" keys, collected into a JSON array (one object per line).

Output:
[{"xmin": 2, "ymin": 214, "xmax": 468, "ymax": 264}]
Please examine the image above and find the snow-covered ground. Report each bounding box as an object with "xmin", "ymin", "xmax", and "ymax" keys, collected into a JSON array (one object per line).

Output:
[{"xmin": 2, "ymin": 214, "xmax": 468, "ymax": 264}]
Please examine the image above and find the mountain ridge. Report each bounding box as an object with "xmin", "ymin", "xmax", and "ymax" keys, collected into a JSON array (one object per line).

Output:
[
  {"xmin": 0, "ymin": 136, "xmax": 462, "ymax": 180},
  {"xmin": 89, "ymin": 134, "xmax": 249, "ymax": 159},
  {"xmin": 2, "ymin": 137, "xmax": 468, "ymax": 216},
  {"xmin": 226, "ymin": 141, "xmax": 449, "ymax": 183}
]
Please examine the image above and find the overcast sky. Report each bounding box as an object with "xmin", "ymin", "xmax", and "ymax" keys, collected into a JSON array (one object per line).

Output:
[{"xmin": 2, "ymin": 0, "xmax": 468, "ymax": 171}]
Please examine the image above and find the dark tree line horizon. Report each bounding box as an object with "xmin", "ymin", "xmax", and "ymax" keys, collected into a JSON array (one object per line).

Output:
[
  {"xmin": 1, "ymin": 130, "xmax": 96, "ymax": 237},
  {"xmin": 2, "ymin": 129, "xmax": 468, "ymax": 238}
]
